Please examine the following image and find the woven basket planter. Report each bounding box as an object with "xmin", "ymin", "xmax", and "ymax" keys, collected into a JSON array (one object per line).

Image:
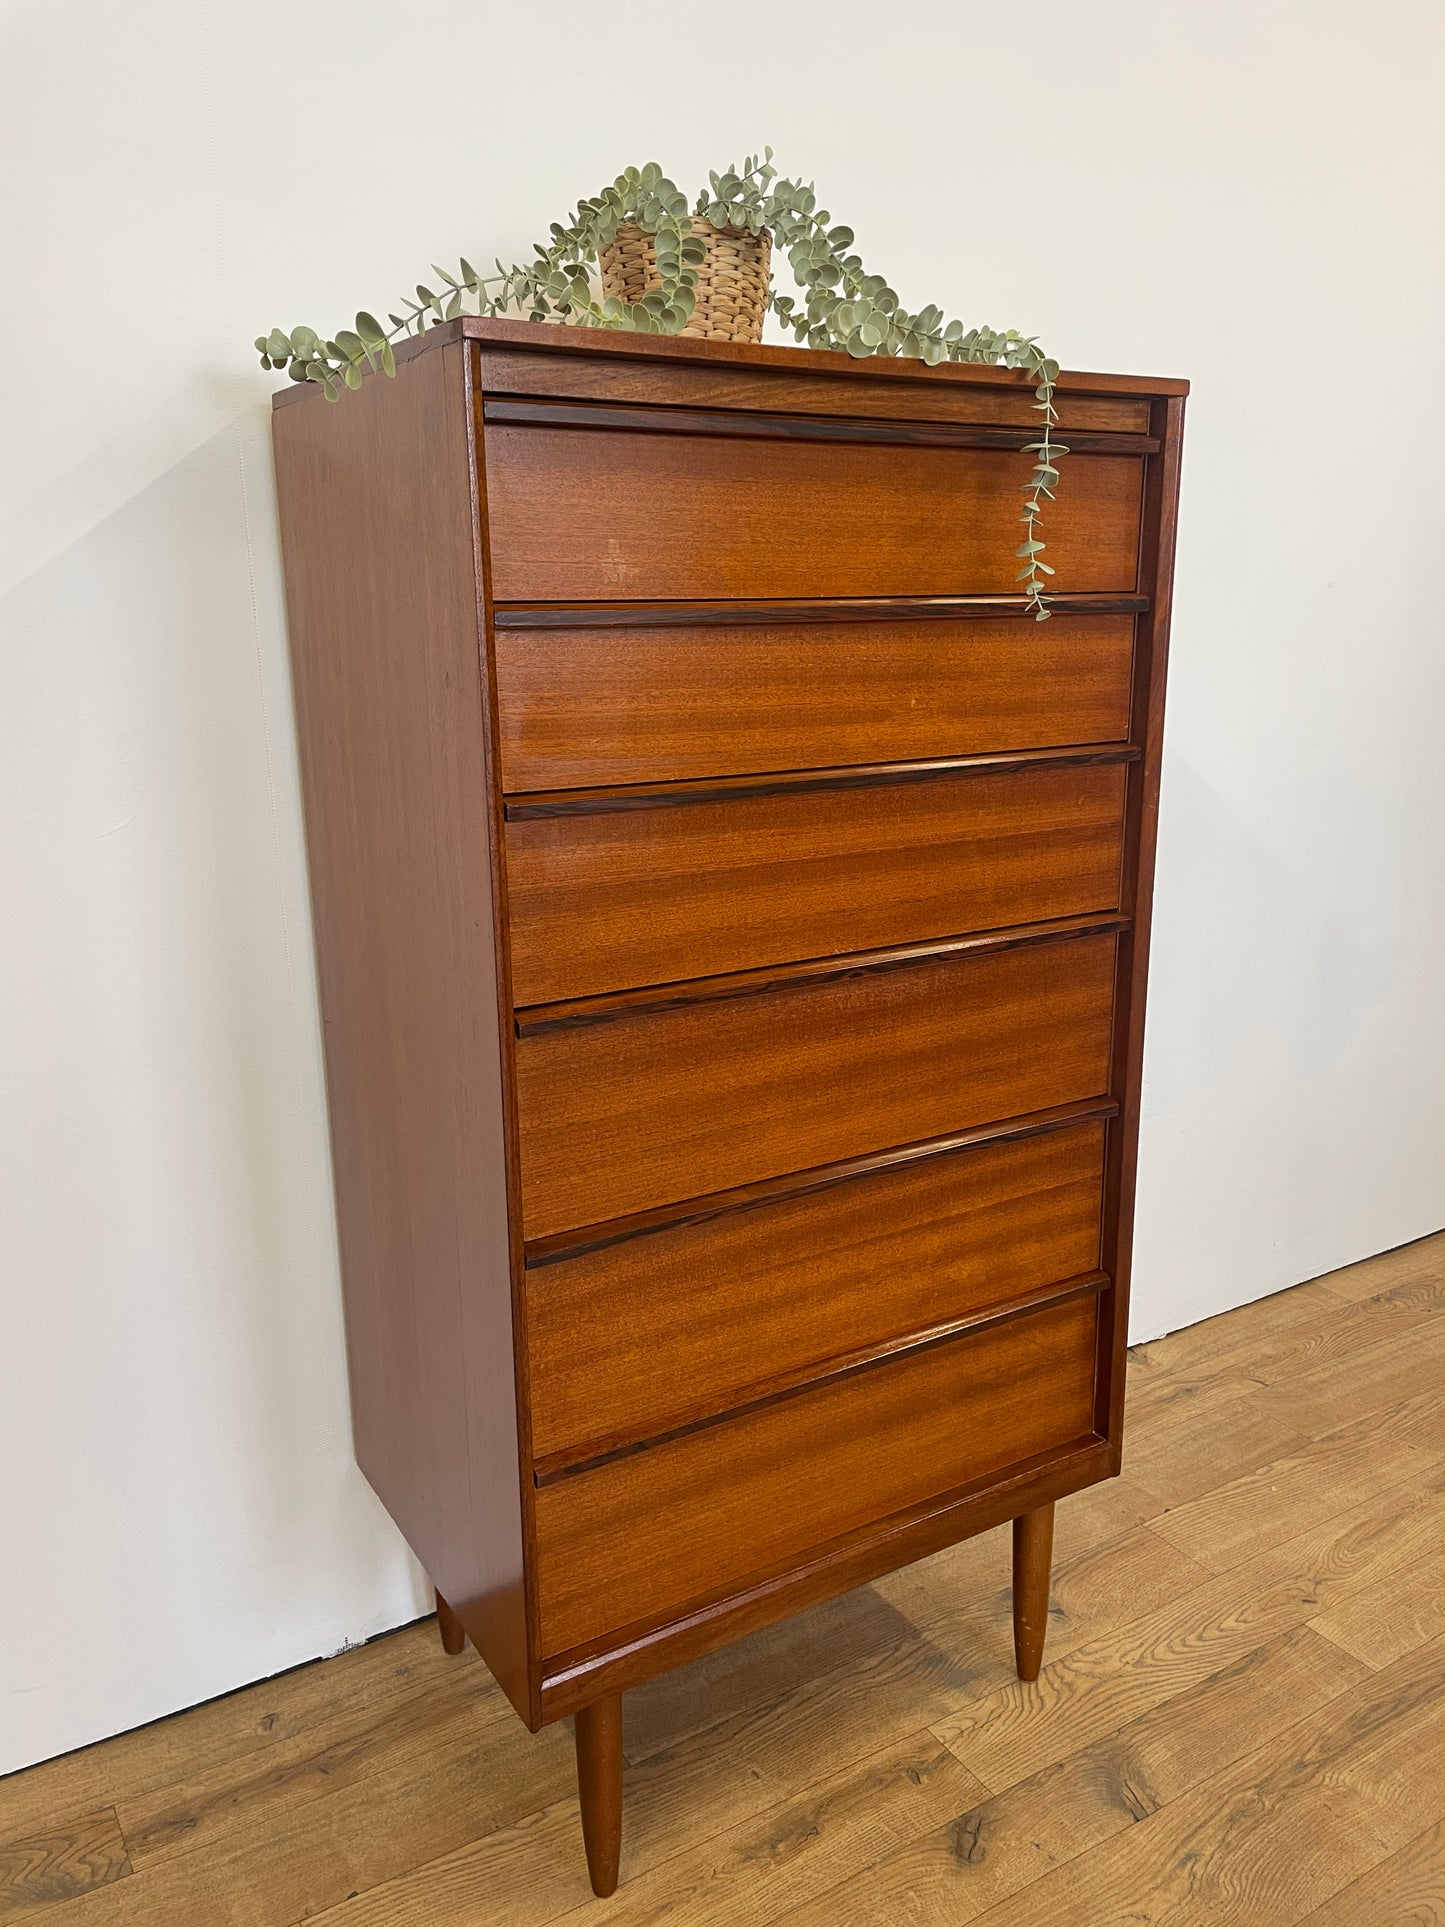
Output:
[{"xmin": 599, "ymin": 218, "xmax": 772, "ymax": 343}]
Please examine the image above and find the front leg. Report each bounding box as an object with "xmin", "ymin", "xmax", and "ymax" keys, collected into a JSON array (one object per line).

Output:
[
  {"xmin": 1012, "ymin": 1501, "xmax": 1055, "ymax": 1681},
  {"xmin": 574, "ymin": 1692, "xmax": 623, "ymax": 1896}
]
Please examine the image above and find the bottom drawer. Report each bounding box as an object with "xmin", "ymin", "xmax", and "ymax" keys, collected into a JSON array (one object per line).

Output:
[{"xmin": 534, "ymin": 1292, "xmax": 1100, "ymax": 1656}]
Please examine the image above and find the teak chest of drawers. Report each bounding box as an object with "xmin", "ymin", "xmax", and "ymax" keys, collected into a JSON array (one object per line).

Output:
[{"xmin": 273, "ymin": 317, "xmax": 1186, "ymax": 1897}]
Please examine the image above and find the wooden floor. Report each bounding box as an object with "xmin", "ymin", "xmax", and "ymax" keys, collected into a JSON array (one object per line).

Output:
[{"xmin": 6, "ymin": 1234, "xmax": 1445, "ymax": 1925}]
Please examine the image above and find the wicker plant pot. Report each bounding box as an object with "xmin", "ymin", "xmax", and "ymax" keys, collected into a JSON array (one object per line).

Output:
[{"xmin": 599, "ymin": 218, "xmax": 772, "ymax": 343}]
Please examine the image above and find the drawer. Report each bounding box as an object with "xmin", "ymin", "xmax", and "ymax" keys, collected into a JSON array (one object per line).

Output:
[
  {"xmin": 516, "ymin": 926, "xmax": 1118, "ymax": 1237},
  {"xmin": 479, "ymin": 347, "xmax": 1154, "ymax": 435},
  {"xmin": 484, "ymin": 424, "xmax": 1143, "ymax": 602},
  {"xmin": 534, "ymin": 1290, "xmax": 1100, "ymax": 1655},
  {"xmin": 496, "ymin": 614, "xmax": 1137, "ymax": 791},
  {"xmin": 507, "ymin": 756, "xmax": 1128, "ymax": 1004},
  {"xmin": 527, "ymin": 1117, "xmax": 1108, "ymax": 1466}
]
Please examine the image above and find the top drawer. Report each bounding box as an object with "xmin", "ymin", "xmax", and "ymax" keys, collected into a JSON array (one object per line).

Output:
[{"xmin": 483, "ymin": 418, "xmax": 1144, "ymax": 603}]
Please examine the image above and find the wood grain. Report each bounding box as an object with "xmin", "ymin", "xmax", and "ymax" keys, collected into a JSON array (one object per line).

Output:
[
  {"xmin": 950, "ymin": 1631, "xmax": 1445, "ymax": 1925},
  {"xmin": 526, "ymin": 1119, "xmax": 1107, "ymax": 1464},
  {"xmin": 1011, "ymin": 1504, "xmax": 1055, "ymax": 1681},
  {"xmin": 8, "ymin": 1236, "xmax": 1445, "ymax": 1927},
  {"xmin": 484, "ymin": 425, "xmax": 1144, "ymax": 601},
  {"xmin": 507, "ymin": 758, "xmax": 1128, "ymax": 1003},
  {"xmin": 478, "ymin": 342, "xmax": 1155, "ymax": 432},
  {"xmin": 783, "ymin": 1624, "xmax": 1369, "ymax": 1927},
  {"xmin": 533, "ymin": 1293, "xmax": 1100, "ymax": 1655},
  {"xmin": 269, "ymin": 321, "xmax": 1187, "ymax": 1873},
  {"xmin": 495, "ymin": 612, "xmax": 1136, "ymax": 790},
  {"xmin": 572, "ymin": 1695, "xmax": 622, "ymax": 1896},
  {"xmin": 273, "ymin": 341, "xmax": 529, "ymax": 1718},
  {"xmin": 1295, "ymin": 1817, "xmax": 1445, "ymax": 1925},
  {"xmin": 517, "ymin": 927, "xmax": 1119, "ymax": 1236},
  {"xmin": 482, "ymin": 395, "xmax": 1158, "ymax": 455},
  {"xmin": 0, "ymin": 1808, "xmax": 131, "ymax": 1917},
  {"xmin": 538, "ymin": 1440, "xmax": 1114, "ymax": 1721}
]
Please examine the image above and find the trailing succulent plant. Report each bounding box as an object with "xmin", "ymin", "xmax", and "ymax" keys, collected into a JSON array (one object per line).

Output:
[{"xmin": 256, "ymin": 152, "xmax": 1065, "ymax": 615}]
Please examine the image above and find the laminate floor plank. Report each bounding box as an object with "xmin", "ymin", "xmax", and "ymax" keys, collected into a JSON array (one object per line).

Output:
[
  {"xmin": 781, "ymin": 1624, "xmax": 1368, "ymax": 1927},
  {"xmin": 0, "ymin": 1619, "xmax": 470, "ymax": 1839},
  {"xmin": 1309, "ymin": 1230, "xmax": 1445, "ymax": 1303},
  {"xmin": 0, "ymin": 1714, "xmax": 575, "ymax": 1927},
  {"xmin": 6, "ymin": 1250, "xmax": 1445, "ymax": 1924},
  {"xmin": 1310, "ymin": 1540, "xmax": 1445, "ymax": 1672},
  {"xmin": 1117, "ymin": 1369, "xmax": 1310, "ymax": 1507},
  {"xmin": 932, "ymin": 1460, "xmax": 1445, "ymax": 1791},
  {"xmin": 116, "ymin": 1672, "xmax": 514, "ymax": 1871},
  {"xmin": 0, "ymin": 1809, "xmax": 131, "ymax": 1921},
  {"xmin": 307, "ymin": 1730, "xmax": 986, "ymax": 1927},
  {"xmin": 1293, "ymin": 1814, "xmax": 1445, "ymax": 1925},
  {"xmin": 946, "ymin": 1631, "xmax": 1445, "ymax": 1925},
  {"xmin": 869, "ymin": 1475, "xmax": 1167, "ymax": 1627},
  {"xmin": 1147, "ymin": 1388, "xmax": 1445, "ymax": 1573},
  {"xmin": 1124, "ymin": 1277, "xmax": 1347, "ymax": 1392},
  {"xmin": 1127, "ymin": 1267, "xmax": 1445, "ymax": 1411}
]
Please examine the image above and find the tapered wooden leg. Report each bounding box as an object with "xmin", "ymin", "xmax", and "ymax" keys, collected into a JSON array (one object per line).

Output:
[
  {"xmin": 1012, "ymin": 1501, "xmax": 1055, "ymax": 1682},
  {"xmin": 435, "ymin": 1589, "xmax": 466, "ymax": 1656},
  {"xmin": 574, "ymin": 1693, "xmax": 623, "ymax": 1897}
]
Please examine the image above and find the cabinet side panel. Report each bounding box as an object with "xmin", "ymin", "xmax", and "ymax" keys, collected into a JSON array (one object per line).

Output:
[
  {"xmin": 1098, "ymin": 392, "xmax": 1187, "ymax": 1457},
  {"xmin": 272, "ymin": 342, "xmax": 528, "ymax": 1718}
]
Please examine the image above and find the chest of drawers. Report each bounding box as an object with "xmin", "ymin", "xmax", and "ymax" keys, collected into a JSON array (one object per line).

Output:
[{"xmin": 273, "ymin": 317, "xmax": 1186, "ymax": 1897}]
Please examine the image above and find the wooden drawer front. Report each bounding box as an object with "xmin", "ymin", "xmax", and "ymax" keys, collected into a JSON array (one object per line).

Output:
[
  {"xmin": 534, "ymin": 1291, "xmax": 1100, "ymax": 1655},
  {"xmin": 508, "ymin": 760, "xmax": 1128, "ymax": 1005},
  {"xmin": 496, "ymin": 615, "xmax": 1136, "ymax": 791},
  {"xmin": 484, "ymin": 426, "xmax": 1143, "ymax": 602},
  {"xmin": 480, "ymin": 348, "xmax": 1154, "ymax": 435},
  {"xmin": 527, "ymin": 1119, "xmax": 1107, "ymax": 1466},
  {"xmin": 517, "ymin": 929, "xmax": 1117, "ymax": 1237}
]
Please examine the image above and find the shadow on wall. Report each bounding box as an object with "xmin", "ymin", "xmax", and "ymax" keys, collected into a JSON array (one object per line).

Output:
[{"xmin": 0, "ymin": 422, "xmax": 427, "ymax": 1777}]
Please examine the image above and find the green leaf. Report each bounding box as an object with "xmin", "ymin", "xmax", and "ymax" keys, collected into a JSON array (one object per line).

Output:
[
  {"xmin": 381, "ymin": 339, "xmax": 396, "ymax": 377},
  {"xmin": 266, "ymin": 328, "xmax": 292, "ymax": 362},
  {"xmin": 355, "ymin": 311, "xmax": 386, "ymax": 344}
]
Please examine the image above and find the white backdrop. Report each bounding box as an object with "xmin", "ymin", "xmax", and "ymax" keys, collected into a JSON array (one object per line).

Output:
[{"xmin": 4, "ymin": 0, "xmax": 1443, "ymax": 1775}]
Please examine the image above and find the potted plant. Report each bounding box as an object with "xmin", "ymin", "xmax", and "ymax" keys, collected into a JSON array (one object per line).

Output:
[{"xmin": 256, "ymin": 152, "xmax": 1066, "ymax": 615}]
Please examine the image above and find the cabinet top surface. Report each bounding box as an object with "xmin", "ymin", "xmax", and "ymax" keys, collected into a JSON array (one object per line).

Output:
[{"xmin": 270, "ymin": 313, "xmax": 1189, "ymax": 410}]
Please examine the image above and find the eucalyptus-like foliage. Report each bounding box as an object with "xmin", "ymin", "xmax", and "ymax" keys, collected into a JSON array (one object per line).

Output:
[{"xmin": 256, "ymin": 152, "xmax": 1064, "ymax": 615}]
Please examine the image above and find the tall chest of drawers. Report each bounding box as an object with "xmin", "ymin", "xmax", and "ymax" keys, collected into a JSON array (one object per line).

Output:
[{"xmin": 273, "ymin": 317, "xmax": 1186, "ymax": 1896}]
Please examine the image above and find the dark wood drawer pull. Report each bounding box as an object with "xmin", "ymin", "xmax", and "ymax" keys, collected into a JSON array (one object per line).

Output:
[
  {"xmin": 516, "ymin": 911, "xmax": 1128, "ymax": 1035},
  {"xmin": 492, "ymin": 593, "xmax": 1150, "ymax": 628},
  {"xmin": 534, "ymin": 1269, "xmax": 1111, "ymax": 1484},
  {"xmin": 506, "ymin": 744, "xmax": 1139, "ymax": 819},
  {"xmin": 483, "ymin": 396, "xmax": 1160, "ymax": 458}
]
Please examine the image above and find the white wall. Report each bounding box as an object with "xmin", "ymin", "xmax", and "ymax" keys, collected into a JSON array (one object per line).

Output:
[{"xmin": 4, "ymin": 0, "xmax": 1442, "ymax": 1775}]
